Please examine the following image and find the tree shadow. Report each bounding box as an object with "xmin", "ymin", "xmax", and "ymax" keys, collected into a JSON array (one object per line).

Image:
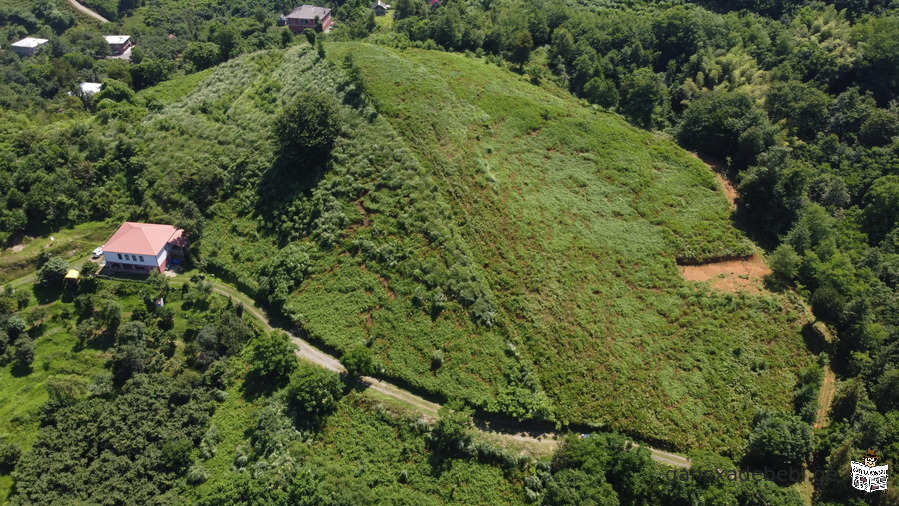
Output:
[
  {"xmin": 10, "ymin": 362, "xmax": 33, "ymax": 378},
  {"xmin": 801, "ymin": 322, "xmax": 831, "ymax": 356},
  {"xmin": 31, "ymin": 284, "xmax": 63, "ymax": 305},
  {"xmin": 256, "ymin": 155, "xmax": 331, "ymax": 244}
]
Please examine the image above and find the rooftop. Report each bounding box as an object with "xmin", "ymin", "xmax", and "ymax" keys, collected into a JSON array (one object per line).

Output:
[
  {"xmin": 104, "ymin": 222, "xmax": 183, "ymax": 256},
  {"xmin": 79, "ymin": 82, "xmax": 102, "ymax": 95},
  {"xmin": 374, "ymin": 1, "xmax": 390, "ymax": 8},
  {"xmin": 12, "ymin": 37, "xmax": 49, "ymax": 48},
  {"xmin": 103, "ymin": 35, "xmax": 131, "ymax": 45},
  {"xmin": 286, "ymin": 5, "xmax": 331, "ymax": 20}
]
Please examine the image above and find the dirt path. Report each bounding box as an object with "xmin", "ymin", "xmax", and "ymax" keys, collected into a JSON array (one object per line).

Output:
[
  {"xmin": 65, "ymin": 0, "xmax": 110, "ymax": 22},
  {"xmin": 815, "ymin": 366, "xmax": 836, "ymax": 429},
  {"xmin": 207, "ymin": 281, "xmax": 691, "ymax": 467},
  {"xmin": 691, "ymin": 152, "xmax": 736, "ymax": 208},
  {"xmin": 679, "ymin": 254, "xmax": 771, "ymax": 294}
]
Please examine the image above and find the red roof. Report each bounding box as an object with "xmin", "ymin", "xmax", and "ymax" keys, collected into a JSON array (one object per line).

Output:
[{"xmin": 104, "ymin": 222, "xmax": 183, "ymax": 256}]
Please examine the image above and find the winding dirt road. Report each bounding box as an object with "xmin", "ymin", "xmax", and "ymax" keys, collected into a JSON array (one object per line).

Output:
[
  {"xmin": 65, "ymin": 0, "xmax": 109, "ymax": 23},
  {"xmin": 207, "ymin": 281, "xmax": 691, "ymax": 467}
]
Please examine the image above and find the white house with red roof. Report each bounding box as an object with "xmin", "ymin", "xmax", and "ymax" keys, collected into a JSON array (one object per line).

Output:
[{"xmin": 102, "ymin": 222, "xmax": 185, "ymax": 273}]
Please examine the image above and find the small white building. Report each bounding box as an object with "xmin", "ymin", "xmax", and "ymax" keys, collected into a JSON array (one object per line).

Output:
[
  {"xmin": 102, "ymin": 222, "xmax": 186, "ymax": 274},
  {"xmin": 79, "ymin": 82, "xmax": 103, "ymax": 97},
  {"xmin": 103, "ymin": 35, "xmax": 132, "ymax": 55},
  {"xmin": 11, "ymin": 37, "xmax": 49, "ymax": 57}
]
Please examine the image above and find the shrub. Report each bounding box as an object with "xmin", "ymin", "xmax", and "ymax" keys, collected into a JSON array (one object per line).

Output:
[
  {"xmin": 341, "ymin": 346, "xmax": 376, "ymax": 378},
  {"xmin": 37, "ymin": 256, "xmax": 68, "ymax": 287},
  {"xmin": 287, "ymin": 364, "xmax": 344, "ymax": 427},
  {"xmin": 0, "ymin": 441, "xmax": 22, "ymax": 474},
  {"xmin": 250, "ymin": 331, "xmax": 297, "ymax": 386},
  {"xmin": 274, "ymin": 92, "xmax": 341, "ymax": 164}
]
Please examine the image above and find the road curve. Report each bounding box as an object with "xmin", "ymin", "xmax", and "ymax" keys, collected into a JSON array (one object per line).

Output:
[
  {"xmin": 65, "ymin": 0, "xmax": 110, "ymax": 22},
  {"xmin": 208, "ymin": 281, "xmax": 691, "ymax": 468}
]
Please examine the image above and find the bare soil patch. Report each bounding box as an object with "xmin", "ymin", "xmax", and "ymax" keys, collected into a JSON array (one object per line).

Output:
[
  {"xmin": 691, "ymin": 152, "xmax": 737, "ymax": 209},
  {"xmin": 10, "ymin": 244, "xmax": 26, "ymax": 253},
  {"xmin": 679, "ymin": 254, "xmax": 771, "ymax": 294}
]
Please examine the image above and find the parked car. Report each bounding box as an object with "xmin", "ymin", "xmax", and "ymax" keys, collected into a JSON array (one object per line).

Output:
[{"xmin": 92, "ymin": 246, "xmax": 104, "ymax": 259}]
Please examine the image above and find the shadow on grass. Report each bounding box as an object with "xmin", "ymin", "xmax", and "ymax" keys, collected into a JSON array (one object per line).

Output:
[
  {"xmin": 255, "ymin": 155, "xmax": 331, "ymax": 245},
  {"xmin": 10, "ymin": 361, "xmax": 34, "ymax": 377},
  {"xmin": 241, "ymin": 370, "xmax": 288, "ymax": 401}
]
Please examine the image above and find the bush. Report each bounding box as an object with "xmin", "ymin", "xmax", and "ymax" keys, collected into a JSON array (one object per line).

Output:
[
  {"xmin": 341, "ymin": 346, "xmax": 375, "ymax": 378},
  {"xmin": 37, "ymin": 256, "xmax": 68, "ymax": 287},
  {"xmin": 0, "ymin": 441, "xmax": 22, "ymax": 474},
  {"xmin": 250, "ymin": 331, "xmax": 297, "ymax": 386},
  {"xmin": 273, "ymin": 93, "xmax": 341, "ymax": 164},
  {"xmin": 287, "ymin": 364, "xmax": 344, "ymax": 427}
]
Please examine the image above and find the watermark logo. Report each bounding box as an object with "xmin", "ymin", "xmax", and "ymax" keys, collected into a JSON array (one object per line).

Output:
[{"xmin": 851, "ymin": 449, "xmax": 889, "ymax": 493}]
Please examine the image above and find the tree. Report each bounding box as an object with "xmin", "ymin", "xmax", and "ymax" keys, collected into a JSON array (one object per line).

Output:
[
  {"xmin": 303, "ymin": 28, "xmax": 315, "ymax": 46},
  {"xmin": 274, "ymin": 93, "xmax": 341, "ymax": 164},
  {"xmin": 744, "ymin": 410, "xmax": 812, "ymax": 475},
  {"xmin": 250, "ymin": 331, "xmax": 297, "ymax": 385},
  {"xmin": 507, "ymin": 29, "xmax": 533, "ymax": 66},
  {"xmin": 130, "ymin": 59, "xmax": 175, "ymax": 91},
  {"xmin": 583, "ymin": 77, "xmax": 618, "ymax": 108},
  {"xmin": 286, "ymin": 364, "xmax": 344, "ymax": 427},
  {"xmin": 96, "ymin": 79, "xmax": 134, "ymax": 103},
  {"xmin": 37, "ymin": 256, "xmax": 67, "ymax": 287},
  {"xmin": 111, "ymin": 342, "xmax": 154, "ymax": 384},
  {"xmin": 118, "ymin": 320, "xmax": 147, "ymax": 344},
  {"xmin": 863, "ymin": 175, "xmax": 899, "ymax": 242},
  {"xmin": 14, "ymin": 337, "xmax": 35, "ymax": 368},
  {"xmin": 620, "ymin": 68, "xmax": 668, "ymax": 130},
  {"xmin": 769, "ymin": 244, "xmax": 801, "ymax": 281},
  {"xmin": 341, "ymin": 345, "xmax": 375, "ymax": 377},
  {"xmin": 183, "ymin": 42, "xmax": 220, "ymax": 71},
  {"xmin": 0, "ymin": 441, "xmax": 21, "ymax": 474}
]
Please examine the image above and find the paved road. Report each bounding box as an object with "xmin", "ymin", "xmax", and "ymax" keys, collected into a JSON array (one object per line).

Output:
[
  {"xmin": 65, "ymin": 0, "xmax": 110, "ymax": 22},
  {"xmin": 207, "ymin": 281, "xmax": 691, "ymax": 468}
]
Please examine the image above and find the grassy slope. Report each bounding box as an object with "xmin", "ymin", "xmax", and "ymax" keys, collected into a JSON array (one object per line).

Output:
[
  {"xmin": 69, "ymin": 42, "xmax": 812, "ymax": 452},
  {"xmin": 330, "ymin": 43, "xmax": 813, "ymax": 452},
  {"xmin": 0, "ymin": 221, "xmax": 117, "ymax": 286},
  {"xmin": 135, "ymin": 47, "xmax": 521, "ymax": 412}
]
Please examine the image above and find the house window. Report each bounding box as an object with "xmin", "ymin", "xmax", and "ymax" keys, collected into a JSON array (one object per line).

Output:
[
  {"xmin": 125, "ymin": 254, "xmax": 130, "ymax": 261},
  {"xmin": 139, "ymin": 256, "xmax": 144, "ymax": 262},
  {"xmin": 117, "ymin": 253, "xmax": 122, "ymax": 260}
]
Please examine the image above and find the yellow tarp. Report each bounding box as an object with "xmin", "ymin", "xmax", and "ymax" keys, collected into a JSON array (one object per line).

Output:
[{"xmin": 65, "ymin": 269, "xmax": 80, "ymax": 280}]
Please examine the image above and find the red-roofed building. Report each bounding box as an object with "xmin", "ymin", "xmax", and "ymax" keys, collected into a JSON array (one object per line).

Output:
[{"xmin": 102, "ymin": 222, "xmax": 186, "ymax": 273}]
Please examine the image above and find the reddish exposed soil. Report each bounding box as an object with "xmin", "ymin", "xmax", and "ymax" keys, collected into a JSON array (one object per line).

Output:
[
  {"xmin": 679, "ymin": 254, "xmax": 771, "ymax": 294},
  {"xmin": 691, "ymin": 152, "xmax": 737, "ymax": 209}
]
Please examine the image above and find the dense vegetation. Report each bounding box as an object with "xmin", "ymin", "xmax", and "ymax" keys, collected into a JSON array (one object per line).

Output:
[{"xmin": 1, "ymin": 0, "xmax": 897, "ymax": 502}]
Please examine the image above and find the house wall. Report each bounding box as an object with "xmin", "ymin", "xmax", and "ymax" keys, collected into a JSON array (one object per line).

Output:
[
  {"xmin": 287, "ymin": 13, "xmax": 331, "ymax": 33},
  {"xmin": 12, "ymin": 46, "xmax": 37, "ymax": 57},
  {"xmin": 104, "ymin": 247, "xmax": 166, "ymax": 272}
]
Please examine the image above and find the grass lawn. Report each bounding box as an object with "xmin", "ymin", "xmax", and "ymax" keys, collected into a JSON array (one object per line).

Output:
[
  {"xmin": 374, "ymin": 12, "xmax": 393, "ymax": 32},
  {"xmin": 0, "ymin": 221, "xmax": 117, "ymax": 286}
]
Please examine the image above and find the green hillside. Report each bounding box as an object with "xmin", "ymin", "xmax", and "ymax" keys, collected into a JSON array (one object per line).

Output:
[
  {"xmin": 0, "ymin": 42, "xmax": 813, "ymax": 455},
  {"xmin": 112, "ymin": 42, "xmax": 810, "ymax": 452},
  {"xmin": 324, "ymin": 43, "xmax": 814, "ymax": 451}
]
